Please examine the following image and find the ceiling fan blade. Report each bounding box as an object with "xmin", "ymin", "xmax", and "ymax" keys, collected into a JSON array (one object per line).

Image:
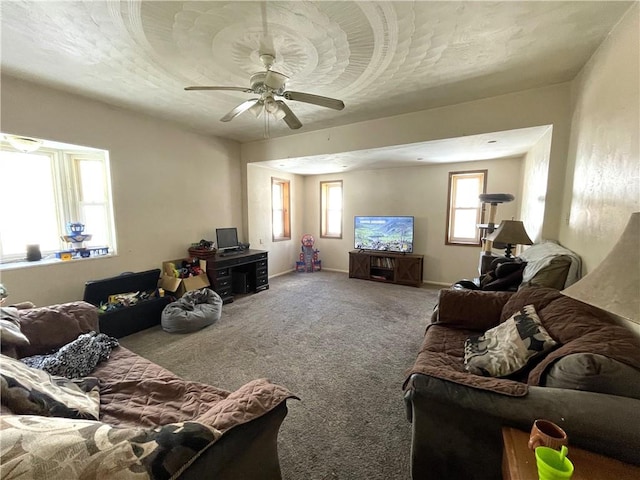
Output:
[
  {"xmin": 185, "ymin": 86, "xmax": 253, "ymax": 93},
  {"xmin": 264, "ymin": 70, "xmax": 288, "ymax": 91},
  {"xmin": 221, "ymin": 98, "xmax": 261, "ymax": 122},
  {"xmin": 282, "ymin": 91, "xmax": 345, "ymax": 110},
  {"xmin": 276, "ymin": 101, "xmax": 302, "ymax": 129}
]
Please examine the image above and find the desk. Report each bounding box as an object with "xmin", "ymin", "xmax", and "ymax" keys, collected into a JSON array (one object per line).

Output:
[
  {"xmin": 206, "ymin": 249, "xmax": 269, "ymax": 303},
  {"xmin": 502, "ymin": 427, "xmax": 640, "ymax": 480}
]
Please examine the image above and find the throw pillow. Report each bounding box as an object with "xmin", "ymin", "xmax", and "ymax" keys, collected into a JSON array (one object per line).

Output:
[
  {"xmin": 0, "ymin": 307, "xmax": 30, "ymax": 347},
  {"xmin": 0, "ymin": 415, "xmax": 220, "ymax": 480},
  {"xmin": 464, "ymin": 304, "xmax": 557, "ymax": 377},
  {"xmin": 0, "ymin": 354, "xmax": 99, "ymax": 420},
  {"xmin": 543, "ymin": 353, "xmax": 640, "ymax": 400}
]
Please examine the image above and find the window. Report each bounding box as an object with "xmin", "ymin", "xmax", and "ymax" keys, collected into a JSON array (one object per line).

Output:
[
  {"xmin": 320, "ymin": 180, "xmax": 343, "ymax": 238},
  {"xmin": 446, "ymin": 170, "xmax": 487, "ymax": 245},
  {"xmin": 0, "ymin": 134, "xmax": 116, "ymax": 263},
  {"xmin": 271, "ymin": 177, "xmax": 290, "ymax": 241}
]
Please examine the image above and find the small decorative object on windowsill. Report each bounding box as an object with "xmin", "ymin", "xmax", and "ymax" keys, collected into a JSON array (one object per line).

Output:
[
  {"xmin": 59, "ymin": 221, "xmax": 107, "ymax": 259},
  {"xmin": 26, "ymin": 244, "xmax": 42, "ymax": 262},
  {"xmin": 562, "ymin": 212, "xmax": 639, "ymax": 323},
  {"xmin": 485, "ymin": 220, "xmax": 533, "ymax": 258}
]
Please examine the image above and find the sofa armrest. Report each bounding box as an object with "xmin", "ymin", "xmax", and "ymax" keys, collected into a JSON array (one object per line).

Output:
[
  {"xmin": 404, "ymin": 373, "xmax": 640, "ymax": 479},
  {"xmin": 16, "ymin": 301, "xmax": 99, "ymax": 358},
  {"xmin": 434, "ymin": 289, "xmax": 513, "ymax": 331}
]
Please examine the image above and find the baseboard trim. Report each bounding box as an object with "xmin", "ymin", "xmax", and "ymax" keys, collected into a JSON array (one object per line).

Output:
[
  {"xmin": 424, "ymin": 281, "xmax": 450, "ymax": 287},
  {"xmin": 267, "ymin": 269, "xmax": 449, "ymax": 287}
]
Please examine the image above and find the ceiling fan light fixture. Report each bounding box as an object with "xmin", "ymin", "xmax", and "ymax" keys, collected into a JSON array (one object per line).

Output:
[
  {"xmin": 249, "ymin": 101, "xmax": 264, "ymax": 117},
  {"xmin": 264, "ymin": 97, "xmax": 279, "ymax": 114}
]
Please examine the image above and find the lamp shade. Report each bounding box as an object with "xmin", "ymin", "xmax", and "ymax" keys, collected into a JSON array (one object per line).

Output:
[
  {"xmin": 562, "ymin": 212, "xmax": 639, "ymax": 323},
  {"xmin": 485, "ymin": 220, "xmax": 534, "ymax": 259},
  {"xmin": 486, "ymin": 220, "xmax": 534, "ymax": 246}
]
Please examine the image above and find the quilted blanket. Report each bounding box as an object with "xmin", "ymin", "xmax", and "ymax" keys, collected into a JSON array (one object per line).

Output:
[{"xmin": 1, "ymin": 347, "xmax": 297, "ymax": 479}]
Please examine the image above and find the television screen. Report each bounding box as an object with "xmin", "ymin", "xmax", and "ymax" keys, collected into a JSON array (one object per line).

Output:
[
  {"xmin": 216, "ymin": 227, "xmax": 239, "ymax": 250},
  {"xmin": 354, "ymin": 216, "xmax": 414, "ymax": 253}
]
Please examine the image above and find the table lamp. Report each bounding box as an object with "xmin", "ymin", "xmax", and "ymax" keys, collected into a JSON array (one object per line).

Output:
[{"xmin": 485, "ymin": 220, "xmax": 533, "ymax": 258}]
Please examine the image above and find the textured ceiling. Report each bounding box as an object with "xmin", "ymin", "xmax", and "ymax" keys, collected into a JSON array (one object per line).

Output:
[{"xmin": 0, "ymin": 1, "xmax": 632, "ymax": 171}]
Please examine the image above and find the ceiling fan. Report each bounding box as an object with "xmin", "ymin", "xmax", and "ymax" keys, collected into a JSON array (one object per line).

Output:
[{"xmin": 185, "ymin": 53, "xmax": 345, "ymax": 130}]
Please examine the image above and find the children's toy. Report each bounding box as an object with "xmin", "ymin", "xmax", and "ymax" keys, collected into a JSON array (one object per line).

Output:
[
  {"xmin": 58, "ymin": 222, "xmax": 109, "ymax": 259},
  {"xmin": 296, "ymin": 234, "xmax": 321, "ymax": 272}
]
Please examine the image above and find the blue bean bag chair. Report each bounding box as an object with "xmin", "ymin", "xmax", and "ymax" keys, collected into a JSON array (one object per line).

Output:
[{"xmin": 161, "ymin": 288, "xmax": 222, "ymax": 334}]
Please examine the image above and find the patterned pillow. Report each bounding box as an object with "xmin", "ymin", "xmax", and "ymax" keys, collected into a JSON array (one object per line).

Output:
[
  {"xmin": 0, "ymin": 415, "xmax": 220, "ymax": 480},
  {"xmin": 0, "ymin": 307, "xmax": 30, "ymax": 346},
  {"xmin": 464, "ymin": 304, "xmax": 557, "ymax": 377},
  {"xmin": 0, "ymin": 354, "xmax": 99, "ymax": 420}
]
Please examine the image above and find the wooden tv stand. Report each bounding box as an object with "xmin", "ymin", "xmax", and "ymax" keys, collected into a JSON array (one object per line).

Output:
[
  {"xmin": 349, "ymin": 250, "xmax": 423, "ymax": 287},
  {"xmin": 206, "ymin": 249, "xmax": 269, "ymax": 304}
]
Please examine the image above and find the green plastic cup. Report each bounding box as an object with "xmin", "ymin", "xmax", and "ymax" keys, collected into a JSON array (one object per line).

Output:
[{"xmin": 535, "ymin": 445, "xmax": 574, "ymax": 479}]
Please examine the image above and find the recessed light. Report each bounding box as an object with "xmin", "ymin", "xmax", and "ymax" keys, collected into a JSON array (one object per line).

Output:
[
  {"xmin": 417, "ymin": 157, "xmax": 423, "ymax": 161},
  {"xmin": 488, "ymin": 140, "xmax": 497, "ymax": 144}
]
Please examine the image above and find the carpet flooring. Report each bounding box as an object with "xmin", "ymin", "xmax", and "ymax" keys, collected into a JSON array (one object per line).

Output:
[{"xmin": 120, "ymin": 271, "xmax": 440, "ymax": 480}]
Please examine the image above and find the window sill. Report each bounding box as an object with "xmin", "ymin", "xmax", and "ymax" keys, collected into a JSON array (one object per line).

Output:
[{"xmin": 0, "ymin": 253, "xmax": 116, "ymax": 272}]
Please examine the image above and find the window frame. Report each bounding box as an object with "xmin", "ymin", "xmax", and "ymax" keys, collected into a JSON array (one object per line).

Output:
[
  {"xmin": 271, "ymin": 177, "xmax": 291, "ymax": 241},
  {"xmin": 445, "ymin": 169, "xmax": 487, "ymax": 246},
  {"xmin": 320, "ymin": 180, "xmax": 343, "ymax": 239},
  {"xmin": 0, "ymin": 137, "xmax": 116, "ymax": 264}
]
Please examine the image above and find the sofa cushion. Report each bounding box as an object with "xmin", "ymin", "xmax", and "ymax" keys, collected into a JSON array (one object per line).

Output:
[
  {"xmin": 1, "ymin": 307, "xmax": 30, "ymax": 358},
  {"xmin": 464, "ymin": 304, "xmax": 557, "ymax": 377},
  {"xmin": 502, "ymin": 287, "xmax": 640, "ymax": 387},
  {"xmin": 0, "ymin": 414, "xmax": 220, "ymax": 480},
  {"xmin": 435, "ymin": 289, "xmax": 513, "ymax": 331},
  {"xmin": 523, "ymin": 255, "xmax": 572, "ymax": 290},
  {"xmin": 15, "ymin": 301, "xmax": 99, "ymax": 358},
  {"xmin": 543, "ymin": 353, "xmax": 640, "ymax": 400},
  {"xmin": 0, "ymin": 354, "xmax": 100, "ymax": 420}
]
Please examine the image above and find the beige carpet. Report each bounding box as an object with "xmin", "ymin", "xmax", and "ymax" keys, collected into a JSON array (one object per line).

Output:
[{"xmin": 120, "ymin": 271, "xmax": 440, "ymax": 480}]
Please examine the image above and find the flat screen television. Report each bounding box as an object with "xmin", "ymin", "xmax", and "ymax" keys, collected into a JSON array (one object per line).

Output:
[
  {"xmin": 216, "ymin": 227, "xmax": 239, "ymax": 251},
  {"xmin": 354, "ymin": 216, "xmax": 414, "ymax": 253}
]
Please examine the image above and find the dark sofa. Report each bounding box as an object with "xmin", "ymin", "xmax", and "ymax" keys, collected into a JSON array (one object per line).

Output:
[{"xmin": 403, "ymin": 287, "xmax": 640, "ymax": 479}]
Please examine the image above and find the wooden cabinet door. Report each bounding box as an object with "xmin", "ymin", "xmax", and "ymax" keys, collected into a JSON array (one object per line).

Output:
[
  {"xmin": 349, "ymin": 252, "xmax": 370, "ymax": 279},
  {"xmin": 396, "ymin": 257, "xmax": 423, "ymax": 286}
]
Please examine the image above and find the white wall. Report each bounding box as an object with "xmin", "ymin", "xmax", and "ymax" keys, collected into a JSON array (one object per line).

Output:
[
  {"xmin": 302, "ymin": 157, "xmax": 522, "ymax": 285},
  {"xmin": 242, "ymin": 83, "xmax": 571, "ymax": 243},
  {"xmin": 246, "ymin": 164, "xmax": 305, "ymax": 274},
  {"xmin": 1, "ymin": 75, "xmax": 242, "ymax": 306},
  {"xmin": 560, "ymin": 3, "xmax": 640, "ymax": 273},
  {"xmin": 520, "ymin": 126, "xmax": 553, "ymax": 243},
  {"xmin": 560, "ymin": 4, "xmax": 639, "ymax": 333}
]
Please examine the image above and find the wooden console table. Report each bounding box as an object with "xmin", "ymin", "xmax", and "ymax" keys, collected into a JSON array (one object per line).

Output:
[
  {"xmin": 502, "ymin": 427, "xmax": 640, "ymax": 480},
  {"xmin": 348, "ymin": 250, "xmax": 423, "ymax": 287},
  {"xmin": 206, "ymin": 249, "xmax": 269, "ymax": 304}
]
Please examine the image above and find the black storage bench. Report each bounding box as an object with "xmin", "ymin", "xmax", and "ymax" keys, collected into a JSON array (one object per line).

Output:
[{"xmin": 83, "ymin": 269, "xmax": 171, "ymax": 338}]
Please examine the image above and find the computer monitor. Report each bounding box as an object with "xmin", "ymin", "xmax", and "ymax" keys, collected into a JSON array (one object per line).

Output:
[{"xmin": 216, "ymin": 227, "xmax": 239, "ymax": 251}]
